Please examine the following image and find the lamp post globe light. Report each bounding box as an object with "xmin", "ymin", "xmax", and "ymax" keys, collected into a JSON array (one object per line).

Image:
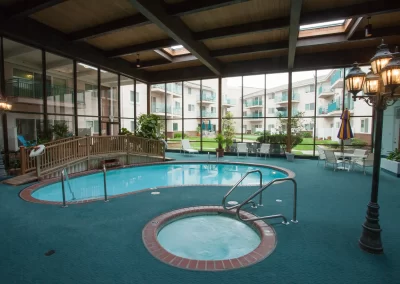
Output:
[{"xmin": 345, "ymin": 40, "xmax": 400, "ymax": 254}]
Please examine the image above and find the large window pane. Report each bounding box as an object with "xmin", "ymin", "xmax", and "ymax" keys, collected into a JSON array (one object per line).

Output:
[
  {"xmin": 46, "ymin": 52, "xmax": 74, "ymax": 115},
  {"xmin": 120, "ymin": 76, "xmax": 134, "ymax": 118},
  {"xmin": 222, "ymin": 77, "xmax": 241, "ymax": 146},
  {"xmin": 184, "ymin": 80, "xmax": 201, "ymax": 119},
  {"xmin": 121, "ymin": 118, "xmax": 135, "ymax": 133},
  {"xmin": 166, "ymin": 82, "xmax": 182, "ymax": 140},
  {"xmin": 242, "ymin": 75, "xmax": 265, "ymax": 139},
  {"xmin": 3, "ymin": 38, "xmax": 43, "ymax": 113},
  {"xmin": 48, "ymin": 114, "xmax": 75, "ymax": 138},
  {"xmin": 77, "ymin": 62, "xmax": 98, "ymax": 116},
  {"xmin": 269, "ymin": 73, "xmax": 289, "ymax": 121},
  {"xmin": 316, "ymin": 68, "xmax": 343, "ymax": 117},
  {"xmin": 150, "ymin": 83, "xmax": 166, "ymax": 120},
  {"xmin": 183, "ymin": 118, "xmax": 200, "ymax": 149},
  {"xmin": 136, "ymin": 80, "xmax": 147, "ymax": 116},
  {"xmin": 201, "ymin": 118, "xmax": 218, "ymax": 151},
  {"xmin": 6, "ymin": 113, "xmax": 44, "ymax": 151},
  {"xmin": 78, "ymin": 116, "xmax": 100, "ymax": 136}
]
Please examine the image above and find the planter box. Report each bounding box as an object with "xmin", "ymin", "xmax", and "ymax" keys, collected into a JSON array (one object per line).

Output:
[
  {"xmin": 285, "ymin": 152, "xmax": 295, "ymax": 162},
  {"xmin": 381, "ymin": 158, "xmax": 400, "ymax": 177}
]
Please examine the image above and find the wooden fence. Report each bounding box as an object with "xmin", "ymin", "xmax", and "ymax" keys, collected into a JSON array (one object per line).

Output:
[{"xmin": 20, "ymin": 135, "xmax": 165, "ymax": 178}]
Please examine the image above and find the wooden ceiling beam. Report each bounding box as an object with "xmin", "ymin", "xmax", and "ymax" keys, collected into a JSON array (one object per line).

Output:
[
  {"xmin": 288, "ymin": 0, "xmax": 302, "ymax": 69},
  {"xmin": 128, "ymin": 0, "xmax": 221, "ymax": 75},
  {"xmin": 347, "ymin": 17, "xmax": 364, "ymax": 40},
  {"xmin": 68, "ymin": 1, "xmax": 247, "ymax": 41},
  {"xmin": 105, "ymin": 38, "xmax": 177, "ymax": 58},
  {"xmin": 153, "ymin": 49, "xmax": 173, "ymax": 62},
  {"xmin": 139, "ymin": 54, "xmax": 197, "ymax": 69},
  {"xmin": 210, "ymin": 41, "xmax": 288, "ymax": 57},
  {"xmin": 2, "ymin": 0, "xmax": 65, "ymax": 18}
]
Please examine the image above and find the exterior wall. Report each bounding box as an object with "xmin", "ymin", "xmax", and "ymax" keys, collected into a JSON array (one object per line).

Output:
[{"xmin": 382, "ymin": 102, "xmax": 400, "ymax": 154}]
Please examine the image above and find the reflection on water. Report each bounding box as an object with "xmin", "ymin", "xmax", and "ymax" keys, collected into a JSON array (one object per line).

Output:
[{"xmin": 32, "ymin": 163, "xmax": 287, "ymax": 202}]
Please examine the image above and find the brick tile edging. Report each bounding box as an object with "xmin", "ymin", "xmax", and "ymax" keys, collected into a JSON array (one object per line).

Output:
[{"xmin": 142, "ymin": 206, "xmax": 277, "ymax": 271}]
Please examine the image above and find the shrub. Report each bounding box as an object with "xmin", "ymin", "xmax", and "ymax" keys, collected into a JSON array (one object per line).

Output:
[
  {"xmin": 120, "ymin": 128, "xmax": 132, "ymax": 135},
  {"xmin": 300, "ymin": 131, "xmax": 312, "ymax": 138},
  {"xmin": 387, "ymin": 148, "xmax": 400, "ymax": 162},
  {"xmin": 351, "ymin": 138, "xmax": 368, "ymax": 147},
  {"xmin": 256, "ymin": 133, "xmax": 303, "ymax": 149},
  {"xmin": 173, "ymin": 133, "xmax": 188, "ymax": 139}
]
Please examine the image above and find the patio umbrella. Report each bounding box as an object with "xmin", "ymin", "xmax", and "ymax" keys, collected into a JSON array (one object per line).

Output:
[
  {"xmin": 208, "ymin": 120, "xmax": 212, "ymax": 131},
  {"xmin": 337, "ymin": 108, "xmax": 353, "ymax": 152}
]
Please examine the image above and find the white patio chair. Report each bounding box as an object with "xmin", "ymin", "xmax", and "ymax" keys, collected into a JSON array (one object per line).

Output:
[
  {"xmin": 316, "ymin": 146, "xmax": 326, "ymax": 166},
  {"xmin": 181, "ymin": 139, "xmax": 199, "ymax": 155},
  {"xmin": 324, "ymin": 150, "xmax": 346, "ymax": 171},
  {"xmin": 353, "ymin": 153, "xmax": 374, "ymax": 175},
  {"xmin": 257, "ymin": 143, "xmax": 270, "ymax": 159},
  {"xmin": 237, "ymin": 143, "xmax": 248, "ymax": 158}
]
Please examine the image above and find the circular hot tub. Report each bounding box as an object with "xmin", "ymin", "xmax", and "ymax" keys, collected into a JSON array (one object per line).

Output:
[{"xmin": 142, "ymin": 206, "xmax": 276, "ymax": 271}]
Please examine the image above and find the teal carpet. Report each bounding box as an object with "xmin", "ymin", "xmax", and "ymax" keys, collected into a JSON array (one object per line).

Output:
[{"xmin": 0, "ymin": 154, "xmax": 399, "ymax": 284}]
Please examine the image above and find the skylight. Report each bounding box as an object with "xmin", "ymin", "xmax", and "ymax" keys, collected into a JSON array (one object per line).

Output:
[
  {"xmin": 78, "ymin": 63, "xmax": 107, "ymax": 73},
  {"xmin": 170, "ymin": 45, "xmax": 183, "ymax": 50},
  {"xmin": 300, "ymin": 20, "xmax": 345, "ymax": 31}
]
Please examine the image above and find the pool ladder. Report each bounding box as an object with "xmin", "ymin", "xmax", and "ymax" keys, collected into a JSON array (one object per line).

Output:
[
  {"xmin": 60, "ymin": 164, "xmax": 109, "ymax": 208},
  {"xmin": 222, "ymin": 170, "xmax": 298, "ymax": 225}
]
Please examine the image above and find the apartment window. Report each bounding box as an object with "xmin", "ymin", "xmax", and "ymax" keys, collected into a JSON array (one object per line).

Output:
[
  {"xmin": 307, "ymin": 85, "xmax": 315, "ymax": 92},
  {"xmin": 173, "ymin": 123, "xmax": 178, "ymax": 131},
  {"xmin": 211, "ymin": 106, "xmax": 216, "ymax": 113},
  {"xmin": 268, "ymin": 93, "xmax": 275, "ymax": 100},
  {"xmin": 86, "ymin": 120, "xmax": 99, "ymax": 133},
  {"xmin": 268, "ymin": 124, "xmax": 274, "ymax": 131},
  {"xmin": 188, "ymin": 104, "xmax": 194, "ymax": 111},
  {"xmin": 130, "ymin": 91, "xmax": 139, "ymax": 103},
  {"xmin": 305, "ymin": 103, "xmax": 315, "ymax": 111},
  {"xmin": 268, "ymin": 108, "xmax": 275, "ymax": 114},
  {"xmin": 361, "ymin": 119, "xmax": 369, "ymax": 133},
  {"xmin": 188, "ymin": 88, "xmax": 192, "ymax": 94},
  {"xmin": 335, "ymin": 122, "xmax": 340, "ymax": 128},
  {"xmin": 175, "ymin": 101, "xmax": 180, "ymax": 108},
  {"xmin": 130, "ymin": 121, "xmax": 135, "ymax": 132}
]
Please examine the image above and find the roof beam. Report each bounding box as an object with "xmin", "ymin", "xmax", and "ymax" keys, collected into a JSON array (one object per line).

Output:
[
  {"xmin": 288, "ymin": 0, "xmax": 302, "ymax": 69},
  {"xmin": 2, "ymin": 0, "xmax": 65, "ymax": 18},
  {"xmin": 140, "ymin": 54, "xmax": 197, "ymax": 69},
  {"xmin": 0, "ymin": 16, "xmax": 148, "ymax": 81},
  {"xmin": 153, "ymin": 49, "xmax": 173, "ymax": 62},
  {"xmin": 210, "ymin": 41, "xmax": 288, "ymax": 57},
  {"xmin": 106, "ymin": 38, "xmax": 177, "ymax": 58},
  {"xmin": 347, "ymin": 17, "xmax": 364, "ymax": 40},
  {"xmin": 128, "ymin": 0, "xmax": 221, "ymax": 75},
  {"xmin": 68, "ymin": 1, "xmax": 247, "ymax": 41}
]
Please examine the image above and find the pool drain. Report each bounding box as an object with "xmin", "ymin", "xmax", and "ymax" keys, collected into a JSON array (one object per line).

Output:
[
  {"xmin": 44, "ymin": 250, "xmax": 55, "ymax": 256},
  {"xmin": 276, "ymin": 199, "xmax": 282, "ymax": 202}
]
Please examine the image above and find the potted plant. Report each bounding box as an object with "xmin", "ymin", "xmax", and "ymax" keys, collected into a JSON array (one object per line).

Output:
[
  {"xmin": 285, "ymin": 134, "xmax": 303, "ymax": 162},
  {"xmin": 215, "ymin": 133, "xmax": 225, "ymax": 158},
  {"xmin": 381, "ymin": 148, "xmax": 400, "ymax": 177},
  {"xmin": 196, "ymin": 126, "xmax": 201, "ymax": 137}
]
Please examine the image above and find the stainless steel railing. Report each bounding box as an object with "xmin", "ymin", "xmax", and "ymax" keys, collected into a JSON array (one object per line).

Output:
[
  {"xmin": 236, "ymin": 177, "xmax": 298, "ymax": 225},
  {"xmin": 61, "ymin": 168, "xmax": 74, "ymax": 207},
  {"xmin": 222, "ymin": 170, "xmax": 263, "ymax": 210}
]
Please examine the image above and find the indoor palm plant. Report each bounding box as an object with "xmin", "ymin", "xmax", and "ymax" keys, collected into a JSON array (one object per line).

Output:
[{"xmin": 215, "ymin": 133, "xmax": 225, "ymax": 157}]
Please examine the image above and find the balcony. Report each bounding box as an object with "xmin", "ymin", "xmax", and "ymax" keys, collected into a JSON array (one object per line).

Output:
[
  {"xmin": 330, "ymin": 69, "xmax": 343, "ymax": 89},
  {"xmin": 198, "ymin": 91, "xmax": 217, "ymax": 104},
  {"xmin": 151, "ymin": 103, "xmax": 172, "ymax": 115},
  {"xmin": 151, "ymin": 83, "xmax": 182, "ymax": 97},
  {"xmin": 197, "ymin": 110, "xmax": 217, "ymax": 117},
  {"xmin": 276, "ymin": 108, "xmax": 298, "ymax": 117},
  {"xmin": 6, "ymin": 78, "xmax": 85, "ymax": 104},
  {"xmin": 318, "ymin": 85, "xmax": 335, "ymax": 98},
  {"xmin": 222, "ymin": 97, "xmax": 236, "ymax": 107},
  {"xmin": 244, "ymin": 112, "xmax": 263, "ymax": 121},
  {"xmin": 327, "ymin": 101, "xmax": 340, "ymax": 113},
  {"xmin": 173, "ymin": 108, "xmax": 182, "ymax": 116},
  {"xmin": 275, "ymin": 93, "xmax": 300, "ymax": 104},
  {"xmin": 244, "ymin": 99, "xmax": 263, "ymax": 108}
]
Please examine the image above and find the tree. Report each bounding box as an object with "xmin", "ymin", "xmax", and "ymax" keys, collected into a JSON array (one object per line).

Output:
[
  {"xmin": 222, "ymin": 112, "xmax": 235, "ymax": 151},
  {"xmin": 136, "ymin": 114, "xmax": 162, "ymax": 139},
  {"xmin": 277, "ymin": 111, "xmax": 305, "ymax": 134}
]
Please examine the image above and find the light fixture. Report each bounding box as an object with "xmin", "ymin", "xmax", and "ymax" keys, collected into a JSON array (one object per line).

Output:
[
  {"xmin": 370, "ymin": 39, "xmax": 393, "ymax": 74},
  {"xmin": 365, "ymin": 16, "xmax": 372, "ymax": 37},
  {"xmin": 344, "ymin": 62, "xmax": 366, "ymax": 97},
  {"xmin": 136, "ymin": 53, "xmax": 141, "ymax": 68},
  {"xmin": 380, "ymin": 47, "xmax": 400, "ymax": 93},
  {"xmin": 362, "ymin": 68, "xmax": 380, "ymax": 95}
]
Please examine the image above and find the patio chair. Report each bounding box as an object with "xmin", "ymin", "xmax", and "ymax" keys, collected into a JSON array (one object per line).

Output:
[
  {"xmin": 257, "ymin": 143, "xmax": 270, "ymax": 159},
  {"xmin": 324, "ymin": 150, "xmax": 346, "ymax": 171},
  {"xmin": 353, "ymin": 153, "xmax": 374, "ymax": 175},
  {"xmin": 316, "ymin": 146, "xmax": 326, "ymax": 166},
  {"xmin": 237, "ymin": 143, "xmax": 248, "ymax": 158},
  {"xmin": 181, "ymin": 139, "xmax": 199, "ymax": 155},
  {"xmin": 17, "ymin": 135, "xmax": 36, "ymax": 147}
]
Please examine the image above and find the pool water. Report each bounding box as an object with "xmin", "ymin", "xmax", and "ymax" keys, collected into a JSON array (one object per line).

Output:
[
  {"xmin": 31, "ymin": 163, "xmax": 287, "ymax": 202},
  {"xmin": 157, "ymin": 215, "xmax": 260, "ymax": 260}
]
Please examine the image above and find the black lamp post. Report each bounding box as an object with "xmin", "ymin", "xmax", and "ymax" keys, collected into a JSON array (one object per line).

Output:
[{"xmin": 345, "ymin": 40, "xmax": 400, "ymax": 254}]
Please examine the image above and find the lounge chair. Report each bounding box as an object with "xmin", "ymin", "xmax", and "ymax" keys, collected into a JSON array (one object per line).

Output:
[
  {"xmin": 257, "ymin": 143, "xmax": 270, "ymax": 159},
  {"xmin": 17, "ymin": 135, "xmax": 36, "ymax": 147},
  {"xmin": 181, "ymin": 139, "xmax": 199, "ymax": 155},
  {"xmin": 237, "ymin": 143, "xmax": 248, "ymax": 158},
  {"xmin": 316, "ymin": 146, "xmax": 326, "ymax": 166},
  {"xmin": 324, "ymin": 150, "xmax": 346, "ymax": 171}
]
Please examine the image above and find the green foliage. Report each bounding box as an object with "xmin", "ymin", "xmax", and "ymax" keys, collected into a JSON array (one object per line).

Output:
[
  {"xmin": 196, "ymin": 126, "xmax": 201, "ymax": 134},
  {"xmin": 301, "ymin": 131, "xmax": 313, "ymax": 138},
  {"xmin": 277, "ymin": 111, "xmax": 305, "ymax": 134},
  {"xmin": 255, "ymin": 130, "xmax": 271, "ymax": 136},
  {"xmin": 120, "ymin": 128, "xmax": 133, "ymax": 135},
  {"xmin": 351, "ymin": 138, "xmax": 367, "ymax": 147},
  {"xmin": 50, "ymin": 121, "xmax": 70, "ymax": 139},
  {"xmin": 215, "ymin": 133, "xmax": 225, "ymax": 149},
  {"xmin": 222, "ymin": 112, "xmax": 235, "ymax": 148},
  {"xmin": 256, "ymin": 133, "xmax": 303, "ymax": 149},
  {"xmin": 387, "ymin": 148, "xmax": 400, "ymax": 162},
  {"xmin": 174, "ymin": 132, "xmax": 188, "ymax": 139},
  {"xmin": 136, "ymin": 114, "xmax": 161, "ymax": 140}
]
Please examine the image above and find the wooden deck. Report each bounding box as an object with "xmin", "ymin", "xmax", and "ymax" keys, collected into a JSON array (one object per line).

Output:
[{"xmin": 3, "ymin": 172, "xmax": 37, "ymax": 185}]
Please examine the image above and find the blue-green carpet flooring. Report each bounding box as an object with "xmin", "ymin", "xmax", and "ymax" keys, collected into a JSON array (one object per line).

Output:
[{"xmin": 0, "ymin": 153, "xmax": 399, "ymax": 284}]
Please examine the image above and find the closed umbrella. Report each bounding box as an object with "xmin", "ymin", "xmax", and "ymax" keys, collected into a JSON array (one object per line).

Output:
[
  {"xmin": 337, "ymin": 108, "xmax": 353, "ymax": 152},
  {"xmin": 202, "ymin": 121, "xmax": 205, "ymax": 130},
  {"xmin": 208, "ymin": 120, "xmax": 212, "ymax": 131}
]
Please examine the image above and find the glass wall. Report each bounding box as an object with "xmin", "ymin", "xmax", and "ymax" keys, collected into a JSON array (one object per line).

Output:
[
  {"xmin": 100, "ymin": 71, "xmax": 119, "ymax": 135},
  {"xmin": 120, "ymin": 76, "xmax": 135, "ymax": 132}
]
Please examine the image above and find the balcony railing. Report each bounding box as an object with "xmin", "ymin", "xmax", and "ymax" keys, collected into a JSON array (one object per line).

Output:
[
  {"xmin": 276, "ymin": 109, "xmax": 298, "ymax": 117},
  {"xmin": 327, "ymin": 101, "xmax": 340, "ymax": 113},
  {"xmin": 244, "ymin": 100, "xmax": 263, "ymax": 107},
  {"xmin": 330, "ymin": 69, "xmax": 342, "ymax": 86},
  {"xmin": 197, "ymin": 110, "xmax": 217, "ymax": 117},
  {"xmin": 6, "ymin": 78, "xmax": 85, "ymax": 103},
  {"xmin": 275, "ymin": 93, "xmax": 300, "ymax": 103},
  {"xmin": 200, "ymin": 92, "xmax": 216, "ymax": 102},
  {"xmin": 151, "ymin": 103, "xmax": 172, "ymax": 114},
  {"xmin": 318, "ymin": 85, "xmax": 334, "ymax": 95},
  {"xmin": 173, "ymin": 108, "xmax": 182, "ymax": 115},
  {"xmin": 152, "ymin": 83, "xmax": 183, "ymax": 96},
  {"xmin": 222, "ymin": 97, "xmax": 236, "ymax": 105},
  {"xmin": 244, "ymin": 112, "xmax": 263, "ymax": 118}
]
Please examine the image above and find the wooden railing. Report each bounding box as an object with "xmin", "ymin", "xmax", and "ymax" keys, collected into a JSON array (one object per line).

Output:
[{"xmin": 20, "ymin": 135, "xmax": 165, "ymax": 177}]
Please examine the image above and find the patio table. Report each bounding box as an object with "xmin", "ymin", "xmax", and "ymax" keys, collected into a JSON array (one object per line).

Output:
[{"xmin": 334, "ymin": 152, "xmax": 367, "ymax": 171}]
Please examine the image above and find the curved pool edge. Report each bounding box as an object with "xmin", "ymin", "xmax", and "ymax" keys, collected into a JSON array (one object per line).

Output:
[
  {"xmin": 143, "ymin": 206, "xmax": 277, "ymax": 271},
  {"xmin": 19, "ymin": 161, "xmax": 295, "ymax": 205}
]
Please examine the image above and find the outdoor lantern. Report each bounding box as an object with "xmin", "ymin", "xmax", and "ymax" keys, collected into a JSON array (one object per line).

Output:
[
  {"xmin": 370, "ymin": 40, "xmax": 393, "ymax": 74},
  {"xmin": 363, "ymin": 68, "xmax": 380, "ymax": 95},
  {"xmin": 345, "ymin": 62, "xmax": 366, "ymax": 96},
  {"xmin": 380, "ymin": 49, "xmax": 400, "ymax": 93}
]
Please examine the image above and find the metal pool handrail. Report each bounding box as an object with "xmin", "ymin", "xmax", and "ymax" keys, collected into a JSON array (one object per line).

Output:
[
  {"xmin": 103, "ymin": 164, "xmax": 109, "ymax": 202},
  {"xmin": 222, "ymin": 169, "xmax": 263, "ymax": 210},
  {"xmin": 236, "ymin": 177, "xmax": 298, "ymax": 225},
  {"xmin": 61, "ymin": 168, "xmax": 73, "ymax": 208}
]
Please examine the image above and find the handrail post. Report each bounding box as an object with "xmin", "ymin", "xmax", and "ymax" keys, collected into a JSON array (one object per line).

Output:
[
  {"xmin": 61, "ymin": 169, "xmax": 67, "ymax": 208},
  {"xmin": 258, "ymin": 174, "xmax": 263, "ymax": 206},
  {"xmin": 291, "ymin": 179, "xmax": 298, "ymax": 223},
  {"xmin": 35, "ymin": 155, "xmax": 41, "ymax": 179},
  {"xmin": 20, "ymin": 146, "xmax": 27, "ymax": 174},
  {"xmin": 103, "ymin": 164, "xmax": 109, "ymax": 202},
  {"xmin": 86, "ymin": 136, "xmax": 90, "ymax": 170}
]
